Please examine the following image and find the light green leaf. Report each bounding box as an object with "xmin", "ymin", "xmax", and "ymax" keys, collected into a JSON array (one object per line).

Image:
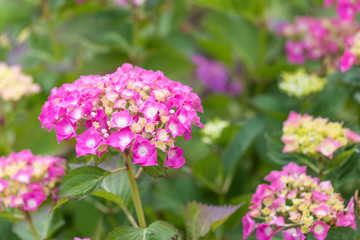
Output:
[
  {"xmin": 13, "ymin": 206, "xmax": 64, "ymax": 240},
  {"xmin": 143, "ymin": 153, "xmax": 170, "ymax": 180},
  {"xmin": 60, "ymin": 166, "xmax": 109, "ymax": 199},
  {"xmin": 107, "ymin": 220, "xmax": 180, "ymax": 240},
  {"xmin": 49, "ymin": 196, "xmax": 70, "ymax": 215}
]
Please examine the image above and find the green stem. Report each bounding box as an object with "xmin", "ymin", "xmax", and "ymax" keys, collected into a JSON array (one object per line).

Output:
[
  {"xmin": 22, "ymin": 210, "xmax": 40, "ymax": 240},
  {"xmin": 318, "ymin": 157, "xmax": 325, "ymax": 181},
  {"xmin": 125, "ymin": 153, "xmax": 146, "ymax": 228}
]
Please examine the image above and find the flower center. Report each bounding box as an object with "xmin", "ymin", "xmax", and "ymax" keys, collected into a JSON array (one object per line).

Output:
[
  {"xmin": 65, "ymin": 125, "xmax": 73, "ymax": 134},
  {"xmin": 168, "ymin": 150, "xmax": 176, "ymax": 159},
  {"xmin": 138, "ymin": 145, "xmax": 148, "ymax": 157},
  {"xmin": 314, "ymin": 224, "xmax": 324, "ymax": 234},
  {"xmin": 27, "ymin": 199, "xmax": 37, "ymax": 209},
  {"xmin": 120, "ymin": 137, "xmax": 131, "ymax": 146},
  {"xmin": 86, "ymin": 139, "xmax": 96, "ymax": 148},
  {"xmin": 169, "ymin": 123, "xmax": 177, "ymax": 133},
  {"xmin": 116, "ymin": 117, "xmax": 128, "ymax": 127}
]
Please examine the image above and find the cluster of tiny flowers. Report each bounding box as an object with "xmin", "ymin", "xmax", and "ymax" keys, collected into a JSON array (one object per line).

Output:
[
  {"xmin": 324, "ymin": 0, "xmax": 360, "ymax": 22},
  {"xmin": 282, "ymin": 111, "xmax": 360, "ymax": 159},
  {"xmin": 201, "ymin": 118, "xmax": 229, "ymax": 144},
  {"xmin": 340, "ymin": 30, "xmax": 360, "ymax": 71},
  {"xmin": 243, "ymin": 162, "xmax": 356, "ymax": 240},
  {"xmin": 192, "ymin": 54, "xmax": 242, "ymax": 96},
  {"xmin": 0, "ymin": 150, "xmax": 65, "ymax": 211},
  {"xmin": 39, "ymin": 63, "xmax": 203, "ymax": 168},
  {"xmin": 278, "ymin": 17, "xmax": 359, "ymax": 67},
  {"xmin": 0, "ymin": 62, "xmax": 40, "ymax": 101},
  {"xmin": 279, "ymin": 69, "xmax": 327, "ymax": 98}
]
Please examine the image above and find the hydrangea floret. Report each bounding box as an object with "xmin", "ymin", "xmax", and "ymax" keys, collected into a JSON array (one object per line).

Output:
[
  {"xmin": 243, "ymin": 162, "xmax": 356, "ymax": 240},
  {"xmin": 278, "ymin": 17, "xmax": 359, "ymax": 68},
  {"xmin": 324, "ymin": 0, "xmax": 360, "ymax": 22},
  {"xmin": 0, "ymin": 150, "xmax": 65, "ymax": 211},
  {"xmin": 201, "ymin": 118, "xmax": 229, "ymax": 144},
  {"xmin": 340, "ymin": 30, "xmax": 360, "ymax": 71},
  {"xmin": 39, "ymin": 63, "xmax": 203, "ymax": 168},
  {"xmin": 279, "ymin": 69, "xmax": 327, "ymax": 98},
  {"xmin": 281, "ymin": 111, "xmax": 360, "ymax": 158},
  {"xmin": 0, "ymin": 62, "xmax": 40, "ymax": 101}
]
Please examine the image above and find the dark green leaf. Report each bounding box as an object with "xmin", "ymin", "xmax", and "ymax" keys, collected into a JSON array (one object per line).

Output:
[
  {"xmin": 222, "ymin": 118, "xmax": 264, "ymax": 177},
  {"xmin": 107, "ymin": 220, "xmax": 180, "ymax": 240},
  {"xmin": 184, "ymin": 202, "xmax": 243, "ymax": 239},
  {"xmin": 143, "ymin": 153, "xmax": 170, "ymax": 180},
  {"xmin": 60, "ymin": 166, "xmax": 109, "ymax": 198}
]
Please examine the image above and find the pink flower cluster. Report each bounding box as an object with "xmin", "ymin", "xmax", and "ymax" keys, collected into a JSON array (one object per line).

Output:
[
  {"xmin": 0, "ymin": 150, "xmax": 65, "ymax": 211},
  {"xmin": 282, "ymin": 111, "xmax": 360, "ymax": 159},
  {"xmin": 192, "ymin": 55, "xmax": 242, "ymax": 96},
  {"xmin": 324, "ymin": 0, "xmax": 360, "ymax": 22},
  {"xmin": 340, "ymin": 31, "xmax": 360, "ymax": 71},
  {"xmin": 243, "ymin": 163, "xmax": 356, "ymax": 240},
  {"xmin": 278, "ymin": 17, "xmax": 359, "ymax": 67},
  {"xmin": 39, "ymin": 63, "xmax": 203, "ymax": 168}
]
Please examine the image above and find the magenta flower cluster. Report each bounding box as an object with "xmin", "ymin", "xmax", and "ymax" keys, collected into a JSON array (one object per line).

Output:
[
  {"xmin": 0, "ymin": 150, "xmax": 65, "ymax": 211},
  {"xmin": 278, "ymin": 17, "xmax": 359, "ymax": 67},
  {"xmin": 192, "ymin": 54, "xmax": 242, "ymax": 96},
  {"xmin": 39, "ymin": 63, "xmax": 203, "ymax": 168},
  {"xmin": 324, "ymin": 0, "xmax": 360, "ymax": 22},
  {"xmin": 243, "ymin": 163, "xmax": 356, "ymax": 240}
]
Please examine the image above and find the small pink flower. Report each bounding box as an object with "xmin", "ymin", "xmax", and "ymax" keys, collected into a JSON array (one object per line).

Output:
[
  {"xmin": 255, "ymin": 223, "xmax": 274, "ymax": 240},
  {"xmin": 75, "ymin": 127, "xmax": 103, "ymax": 157},
  {"xmin": 242, "ymin": 213, "xmax": 255, "ymax": 239},
  {"xmin": 166, "ymin": 116, "xmax": 186, "ymax": 138},
  {"xmin": 340, "ymin": 49, "xmax": 357, "ymax": 72},
  {"xmin": 176, "ymin": 107, "xmax": 194, "ymax": 131},
  {"xmin": 319, "ymin": 181, "xmax": 333, "ymax": 192},
  {"xmin": 54, "ymin": 117, "xmax": 77, "ymax": 143},
  {"xmin": 284, "ymin": 111, "xmax": 302, "ymax": 127},
  {"xmin": 316, "ymin": 137, "xmax": 342, "ymax": 158},
  {"xmin": 165, "ymin": 147, "xmax": 185, "ymax": 168},
  {"xmin": 285, "ymin": 41, "xmax": 305, "ymax": 64},
  {"xmin": 23, "ymin": 190, "xmax": 47, "ymax": 211},
  {"xmin": 282, "ymin": 162, "xmax": 307, "ymax": 176},
  {"xmin": 337, "ymin": 1, "xmax": 357, "ymax": 22},
  {"xmin": 310, "ymin": 221, "xmax": 330, "ymax": 240},
  {"xmin": 345, "ymin": 130, "xmax": 360, "ymax": 142},
  {"xmin": 281, "ymin": 135, "xmax": 299, "ymax": 153},
  {"xmin": 336, "ymin": 197, "xmax": 357, "ymax": 230},
  {"xmin": 12, "ymin": 169, "xmax": 33, "ymax": 184},
  {"xmin": 107, "ymin": 127, "xmax": 135, "ymax": 152},
  {"xmin": 111, "ymin": 110, "xmax": 133, "ymax": 129},
  {"xmin": 312, "ymin": 190, "xmax": 329, "ymax": 202},
  {"xmin": 156, "ymin": 129, "xmax": 170, "ymax": 142},
  {"xmin": 0, "ymin": 180, "xmax": 9, "ymax": 192},
  {"xmin": 283, "ymin": 228, "xmax": 306, "ymax": 240},
  {"xmin": 313, "ymin": 205, "xmax": 329, "ymax": 218},
  {"xmin": 140, "ymin": 100, "xmax": 162, "ymax": 121},
  {"xmin": 68, "ymin": 107, "xmax": 83, "ymax": 123},
  {"xmin": 131, "ymin": 136, "xmax": 157, "ymax": 166}
]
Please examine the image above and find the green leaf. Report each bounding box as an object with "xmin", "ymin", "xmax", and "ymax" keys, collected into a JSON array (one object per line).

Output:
[
  {"xmin": 222, "ymin": 118, "xmax": 264, "ymax": 177},
  {"xmin": 49, "ymin": 196, "xmax": 70, "ymax": 215},
  {"xmin": 251, "ymin": 93, "xmax": 299, "ymax": 119},
  {"xmin": 60, "ymin": 166, "xmax": 109, "ymax": 199},
  {"xmin": 143, "ymin": 153, "xmax": 170, "ymax": 180},
  {"xmin": 107, "ymin": 220, "xmax": 180, "ymax": 240},
  {"xmin": 184, "ymin": 202, "xmax": 243, "ymax": 239},
  {"xmin": 307, "ymin": 227, "xmax": 356, "ymax": 240},
  {"xmin": 91, "ymin": 171, "xmax": 132, "ymax": 209},
  {"xmin": 0, "ymin": 211, "xmax": 23, "ymax": 222},
  {"xmin": 191, "ymin": 155, "xmax": 224, "ymax": 194},
  {"xmin": 309, "ymin": 89, "xmax": 347, "ymax": 118},
  {"xmin": 13, "ymin": 206, "xmax": 64, "ymax": 240}
]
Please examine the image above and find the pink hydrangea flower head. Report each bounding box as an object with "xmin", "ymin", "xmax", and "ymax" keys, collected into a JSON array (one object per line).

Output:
[
  {"xmin": 39, "ymin": 63, "xmax": 203, "ymax": 168},
  {"xmin": 277, "ymin": 17, "xmax": 360, "ymax": 69},
  {"xmin": 192, "ymin": 54, "xmax": 242, "ymax": 95},
  {"xmin": 243, "ymin": 162, "xmax": 356, "ymax": 239},
  {"xmin": 310, "ymin": 221, "xmax": 330, "ymax": 240},
  {"xmin": 340, "ymin": 49, "xmax": 357, "ymax": 72},
  {"xmin": 316, "ymin": 137, "xmax": 342, "ymax": 159},
  {"xmin": 0, "ymin": 150, "xmax": 65, "ymax": 212},
  {"xmin": 282, "ymin": 112, "xmax": 359, "ymax": 158}
]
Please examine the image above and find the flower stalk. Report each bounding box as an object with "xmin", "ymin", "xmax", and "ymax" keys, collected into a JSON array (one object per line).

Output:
[
  {"xmin": 124, "ymin": 152, "xmax": 146, "ymax": 228},
  {"xmin": 22, "ymin": 210, "xmax": 40, "ymax": 240}
]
